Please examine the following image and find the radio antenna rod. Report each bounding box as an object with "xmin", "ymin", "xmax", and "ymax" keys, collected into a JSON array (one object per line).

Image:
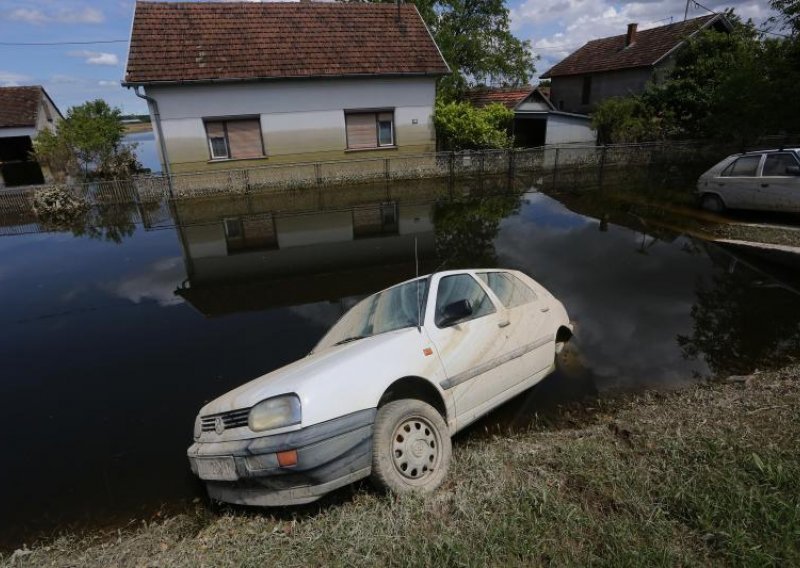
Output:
[{"xmin": 415, "ymin": 236, "xmax": 422, "ymax": 332}]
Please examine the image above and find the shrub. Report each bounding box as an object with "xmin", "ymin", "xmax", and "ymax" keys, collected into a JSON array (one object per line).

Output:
[{"xmin": 434, "ymin": 101, "xmax": 514, "ymax": 151}]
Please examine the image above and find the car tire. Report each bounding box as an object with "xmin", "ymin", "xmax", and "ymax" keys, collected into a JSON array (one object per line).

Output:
[
  {"xmin": 370, "ymin": 399, "xmax": 451, "ymax": 495},
  {"xmin": 700, "ymin": 194, "xmax": 725, "ymax": 213}
]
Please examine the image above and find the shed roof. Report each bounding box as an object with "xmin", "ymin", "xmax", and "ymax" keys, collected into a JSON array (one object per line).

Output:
[
  {"xmin": 0, "ymin": 86, "xmax": 52, "ymax": 129},
  {"xmin": 541, "ymin": 15, "xmax": 727, "ymax": 78},
  {"xmin": 124, "ymin": 1, "xmax": 450, "ymax": 85},
  {"xmin": 464, "ymin": 86, "xmax": 535, "ymax": 109}
]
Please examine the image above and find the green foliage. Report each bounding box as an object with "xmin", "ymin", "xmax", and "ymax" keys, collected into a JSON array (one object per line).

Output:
[
  {"xmin": 770, "ymin": 0, "xmax": 800, "ymax": 36},
  {"xmin": 434, "ymin": 101, "xmax": 513, "ymax": 150},
  {"xmin": 340, "ymin": 0, "xmax": 535, "ymax": 101},
  {"xmin": 32, "ymin": 99, "xmax": 141, "ymax": 181},
  {"xmin": 591, "ymin": 97, "xmax": 660, "ymax": 144}
]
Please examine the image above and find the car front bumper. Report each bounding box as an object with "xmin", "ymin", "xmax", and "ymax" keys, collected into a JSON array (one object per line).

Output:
[{"xmin": 187, "ymin": 408, "xmax": 375, "ymax": 506}]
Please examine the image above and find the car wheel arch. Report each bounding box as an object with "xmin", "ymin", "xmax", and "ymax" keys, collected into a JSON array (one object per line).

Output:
[
  {"xmin": 378, "ymin": 376, "xmax": 448, "ymax": 422},
  {"xmin": 555, "ymin": 325, "xmax": 573, "ymax": 343},
  {"xmin": 701, "ymin": 192, "xmax": 727, "ymax": 208}
]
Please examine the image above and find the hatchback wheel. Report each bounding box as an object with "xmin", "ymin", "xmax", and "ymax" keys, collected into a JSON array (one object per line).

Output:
[
  {"xmin": 700, "ymin": 194, "xmax": 725, "ymax": 213},
  {"xmin": 370, "ymin": 399, "xmax": 451, "ymax": 494}
]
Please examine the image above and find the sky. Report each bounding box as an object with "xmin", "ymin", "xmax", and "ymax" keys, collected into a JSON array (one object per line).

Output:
[{"xmin": 0, "ymin": 0, "xmax": 778, "ymax": 116}]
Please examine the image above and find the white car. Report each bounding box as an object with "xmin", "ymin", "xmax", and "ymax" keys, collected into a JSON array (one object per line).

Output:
[
  {"xmin": 187, "ymin": 269, "xmax": 572, "ymax": 505},
  {"xmin": 697, "ymin": 148, "xmax": 800, "ymax": 213}
]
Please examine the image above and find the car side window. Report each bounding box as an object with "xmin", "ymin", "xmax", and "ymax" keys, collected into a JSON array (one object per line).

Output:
[
  {"xmin": 435, "ymin": 274, "xmax": 495, "ymax": 327},
  {"xmin": 721, "ymin": 155, "xmax": 762, "ymax": 177},
  {"xmin": 762, "ymin": 153, "xmax": 799, "ymax": 177},
  {"xmin": 477, "ymin": 272, "xmax": 538, "ymax": 308}
]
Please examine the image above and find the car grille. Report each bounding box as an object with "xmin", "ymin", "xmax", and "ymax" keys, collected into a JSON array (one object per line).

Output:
[{"xmin": 201, "ymin": 408, "xmax": 250, "ymax": 433}]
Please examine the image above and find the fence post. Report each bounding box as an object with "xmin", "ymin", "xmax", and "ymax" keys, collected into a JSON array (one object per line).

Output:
[
  {"xmin": 508, "ymin": 148, "xmax": 515, "ymax": 179},
  {"xmin": 552, "ymin": 147, "xmax": 560, "ymax": 191},
  {"xmin": 384, "ymin": 157, "xmax": 390, "ymax": 181},
  {"xmin": 315, "ymin": 163, "xmax": 322, "ymax": 186},
  {"xmin": 598, "ymin": 144, "xmax": 607, "ymax": 189}
]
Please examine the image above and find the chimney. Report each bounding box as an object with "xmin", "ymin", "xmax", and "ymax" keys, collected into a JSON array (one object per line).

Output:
[{"xmin": 625, "ymin": 23, "xmax": 638, "ymax": 47}]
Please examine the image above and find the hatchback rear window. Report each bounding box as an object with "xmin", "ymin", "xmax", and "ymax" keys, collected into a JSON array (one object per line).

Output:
[{"xmin": 721, "ymin": 155, "xmax": 761, "ymax": 177}]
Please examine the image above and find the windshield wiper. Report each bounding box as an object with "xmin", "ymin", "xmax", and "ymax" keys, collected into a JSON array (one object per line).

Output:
[{"xmin": 333, "ymin": 335, "xmax": 367, "ymax": 346}]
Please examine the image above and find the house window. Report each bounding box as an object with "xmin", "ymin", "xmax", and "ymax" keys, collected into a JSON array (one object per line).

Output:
[
  {"xmin": 204, "ymin": 118, "xmax": 264, "ymax": 161},
  {"xmin": 581, "ymin": 76, "xmax": 592, "ymax": 105},
  {"xmin": 345, "ymin": 111, "xmax": 395, "ymax": 150}
]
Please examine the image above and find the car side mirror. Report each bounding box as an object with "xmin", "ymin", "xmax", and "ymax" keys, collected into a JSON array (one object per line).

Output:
[
  {"xmin": 439, "ymin": 299, "xmax": 473, "ymax": 327},
  {"xmin": 787, "ymin": 165, "xmax": 800, "ymax": 176}
]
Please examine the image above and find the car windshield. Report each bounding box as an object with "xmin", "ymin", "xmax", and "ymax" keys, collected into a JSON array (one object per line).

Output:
[{"xmin": 314, "ymin": 278, "xmax": 429, "ymax": 352}]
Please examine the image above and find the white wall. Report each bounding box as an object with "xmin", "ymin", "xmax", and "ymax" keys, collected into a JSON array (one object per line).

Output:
[
  {"xmin": 145, "ymin": 77, "xmax": 438, "ymax": 170},
  {"xmin": 545, "ymin": 114, "xmax": 597, "ymax": 145}
]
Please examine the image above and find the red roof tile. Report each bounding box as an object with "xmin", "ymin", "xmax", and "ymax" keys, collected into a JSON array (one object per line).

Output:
[
  {"xmin": 124, "ymin": 1, "xmax": 450, "ymax": 84},
  {"xmin": 464, "ymin": 86, "xmax": 534, "ymax": 109},
  {"xmin": 541, "ymin": 15, "xmax": 724, "ymax": 78},
  {"xmin": 0, "ymin": 86, "xmax": 45, "ymax": 129}
]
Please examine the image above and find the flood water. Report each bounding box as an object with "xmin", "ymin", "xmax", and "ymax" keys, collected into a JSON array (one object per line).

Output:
[{"xmin": 2, "ymin": 180, "xmax": 799, "ymax": 547}]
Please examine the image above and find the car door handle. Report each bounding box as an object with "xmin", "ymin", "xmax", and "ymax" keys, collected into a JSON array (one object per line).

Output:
[
  {"xmin": 540, "ymin": 306, "xmax": 550, "ymax": 313},
  {"xmin": 498, "ymin": 320, "xmax": 510, "ymax": 328}
]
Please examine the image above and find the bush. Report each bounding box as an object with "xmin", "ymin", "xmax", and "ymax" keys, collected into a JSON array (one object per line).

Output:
[{"xmin": 434, "ymin": 101, "xmax": 514, "ymax": 151}]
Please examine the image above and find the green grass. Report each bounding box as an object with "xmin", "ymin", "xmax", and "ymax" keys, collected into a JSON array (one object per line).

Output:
[{"xmin": 4, "ymin": 367, "xmax": 799, "ymax": 567}]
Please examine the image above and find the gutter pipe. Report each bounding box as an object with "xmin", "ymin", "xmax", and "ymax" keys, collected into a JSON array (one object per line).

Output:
[{"xmin": 132, "ymin": 85, "xmax": 173, "ymax": 197}]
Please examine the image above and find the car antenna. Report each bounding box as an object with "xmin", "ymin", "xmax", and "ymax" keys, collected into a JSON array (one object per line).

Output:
[{"xmin": 415, "ymin": 236, "xmax": 422, "ymax": 333}]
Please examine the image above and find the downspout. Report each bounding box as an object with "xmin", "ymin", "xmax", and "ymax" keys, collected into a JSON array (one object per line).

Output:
[{"xmin": 132, "ymin": 85, "xmax": 173, "ymax": 197}]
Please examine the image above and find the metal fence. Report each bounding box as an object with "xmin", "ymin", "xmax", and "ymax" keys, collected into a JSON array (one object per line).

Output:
[{"xmin": 0, "ymin": 141, "xmax": 717, "ymax": 217}]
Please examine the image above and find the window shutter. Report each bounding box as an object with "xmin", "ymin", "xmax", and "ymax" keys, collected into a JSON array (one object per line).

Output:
[
  {"xmin": 346, "ymin": 113, "xmax": 377, "ymax": 149},
  {"xmin": 206, "ymin": 121, "xmax": 225, "ymax": 138},
  {"xmin": 227, "ymin": 120, "xmax": 263, "ymax": 159}
]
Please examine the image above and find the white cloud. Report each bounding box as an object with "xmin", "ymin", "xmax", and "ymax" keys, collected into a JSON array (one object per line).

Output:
[
  {"xmin": 50, "ymin": 74, "xmax": 81, "ymax": 84},
  {"xmin": 68, "ymin": 50, "xmax": 119, "ymax": 66},
  {"xmin": 7, "ymin": 5, "xmax": 104, "ymax": 25},
  {"xmin": 110, "ymin": 257, "xmax": 186, "ymax": 307},
  {"xmin": 98, "ymin": 80, "xmax": 119, "ymax": 87},
  {"xmin": 0, "ymin": 70, "xmax": 32, "ymax": 87}
]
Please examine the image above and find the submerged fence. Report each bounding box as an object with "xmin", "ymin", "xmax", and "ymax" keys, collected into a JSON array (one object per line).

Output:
[{"xmin": 0, "ymin": 141, "xmax": 718, "ymax": 218}]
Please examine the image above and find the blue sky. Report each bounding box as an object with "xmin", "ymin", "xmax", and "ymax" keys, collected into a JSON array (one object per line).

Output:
[{"xmin": 0, "ymin": 0, "xmax": 776, "ymax": 116}]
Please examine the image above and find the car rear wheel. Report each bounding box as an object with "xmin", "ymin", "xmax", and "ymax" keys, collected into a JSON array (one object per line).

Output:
[
  {"xmin": 700, "ymin": 193, "xmax": 725, "ymax": 213},
  {"xmin": 370, "ymin": 399, "xmax": 451, "ymax": 495}
]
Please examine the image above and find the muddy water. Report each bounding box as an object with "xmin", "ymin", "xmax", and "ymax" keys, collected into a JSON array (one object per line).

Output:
[{"xmin": 1, "ymin": 184, "xmax": 799, "ymax": 547}]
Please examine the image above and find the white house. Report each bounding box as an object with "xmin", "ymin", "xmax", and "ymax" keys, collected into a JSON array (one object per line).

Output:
[
  {"xmin": 123, "ymin": 1, "xmax": 450, "ymax": 175},
  {"xmin": 0, "ymin": 86, "xmax": 62, "ymax": 187}
]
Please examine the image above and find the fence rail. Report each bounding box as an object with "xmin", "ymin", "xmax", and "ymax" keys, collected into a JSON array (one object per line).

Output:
[{"xmin": 0, "ymin": 141, "xmax": 717, "ymax": 218}]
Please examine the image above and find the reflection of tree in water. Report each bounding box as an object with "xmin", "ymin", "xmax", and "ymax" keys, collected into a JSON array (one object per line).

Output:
[
  {"xmin": 432, "ymin": 193, "xmax": 521, "ymax": 269},
  {"xmin": 39, "ymin": 202, "xmax": 160, "ymax": 244},
  {"xmin": 678, "ymin": 253, "xmax": 800, "ymax": 376}
]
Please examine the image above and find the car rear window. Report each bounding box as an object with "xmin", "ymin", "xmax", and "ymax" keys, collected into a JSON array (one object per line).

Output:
[
  {"xmin": 721, "ymin": 155, "xmax": 761, "ymax": 177},
  {"xmin": 477, "ymin": 272, "xmax": 537, "ymax": 308},
  {"xmin": 762, "ymin": 153, "xmax": 799, "ymax": 176}
]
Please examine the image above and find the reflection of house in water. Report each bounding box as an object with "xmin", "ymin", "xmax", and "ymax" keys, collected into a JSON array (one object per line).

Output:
[{"xmin": 174, "ymin": 199, "xmax": 436, "ymax": 317}]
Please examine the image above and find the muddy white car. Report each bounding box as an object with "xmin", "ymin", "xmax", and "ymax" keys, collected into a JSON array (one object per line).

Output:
[
  {"xmin": 697, "ymin": 148, "xmax": 800, "ymax": 212},
  {"xmin": 188, "ymin": 269, "xmax": 572, "ymax": 506}
]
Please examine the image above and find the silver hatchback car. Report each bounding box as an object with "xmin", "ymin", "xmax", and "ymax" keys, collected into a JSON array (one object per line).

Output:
[{"xmin": 697, "ymin": 149, "xmax": 800, "ymax": 213}]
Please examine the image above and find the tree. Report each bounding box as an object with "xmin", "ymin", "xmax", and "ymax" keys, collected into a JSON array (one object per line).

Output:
[
  {"xmin": 33, "ymin": 99, "xmax": 141, "ymax": 181},
  {"xmin": 433, "ymin": 101, "xmax": 513, "ymax": 150},
  {"xmin": 591, "ymin": 97, "xmax": 660, "ymax": 144},
  {"xmin": 341, "ymin": 0, "xmax": 535, "ymax": 101}
]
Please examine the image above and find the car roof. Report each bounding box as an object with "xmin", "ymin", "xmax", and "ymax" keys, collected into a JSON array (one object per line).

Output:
[{"xmin": 730, "ymin": 148, "xmax": 800, "ymax": 158}]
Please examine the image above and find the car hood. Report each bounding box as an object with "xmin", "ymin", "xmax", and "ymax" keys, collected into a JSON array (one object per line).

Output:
[{"xmin": 199, "ymin": 327, "xmax": 419, "ymax": 419}]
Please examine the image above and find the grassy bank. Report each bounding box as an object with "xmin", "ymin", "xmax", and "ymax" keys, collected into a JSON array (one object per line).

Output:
[{"xmin": 4, "ymin": 366, "xmax": 799, "ymax": 567}]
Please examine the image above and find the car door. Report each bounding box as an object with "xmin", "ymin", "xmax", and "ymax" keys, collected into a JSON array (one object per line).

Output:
[
  {"xmin": 476, "ymin": 271, "xmax": 554, "ymax": 380},
  {"xmin": 423, "ymin": 272, "xmax": 519, "ymax": 426},
  {"xmin": 758, "ymin": 152, "xmax": 800, "ymax": 212},
  {"xmin": 716, "ymin": 154, "xmax": 764, "ymax": 209}
]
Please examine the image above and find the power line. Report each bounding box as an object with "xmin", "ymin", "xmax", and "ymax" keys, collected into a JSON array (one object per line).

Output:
[
  {"xmin": 0, "ymin": 39, "xmax": 128, "ymax": 46},
  {"xmin": 685, "ymin": 0, "xmax": 792, "ymax": 38}
]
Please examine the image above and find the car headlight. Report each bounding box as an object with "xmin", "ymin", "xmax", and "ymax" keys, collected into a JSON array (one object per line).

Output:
[
  {"xmin": 193, "ymin": 415, "xmax": 202, "ymax": 440},
  {"xmin": 249, "ymin": 394, "xmax": 301, "ymax": 432}
]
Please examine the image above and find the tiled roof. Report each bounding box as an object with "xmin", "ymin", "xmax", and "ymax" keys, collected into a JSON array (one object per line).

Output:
[
  {"xmin": 0, "ymin": 86, "xmax": 44, "ymax": 128},
  {"xmin": 541, "ymin": 15, "xmax": 722, "ymax": 78},
  {"xmin": 125, "ymin": 1, "xmax": 450, "ymax": 84},
  {"xmin": 464, "ymin": 86, "xmax": 534, "ymax": 109}
]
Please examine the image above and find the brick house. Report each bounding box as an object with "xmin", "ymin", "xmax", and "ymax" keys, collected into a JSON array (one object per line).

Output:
[
  {"xmin": 541, "ymin": 15, "xmax": 731, "ymax": 115},
  {"xmin": 123, "ymin": 1, "xmax": 450, "ymax": 174}
]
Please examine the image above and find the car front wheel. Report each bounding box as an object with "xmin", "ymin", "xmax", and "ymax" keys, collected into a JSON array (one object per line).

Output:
[{"xmin": 370, "ymin": 399, "xmax": 451, "ymax": 495}]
